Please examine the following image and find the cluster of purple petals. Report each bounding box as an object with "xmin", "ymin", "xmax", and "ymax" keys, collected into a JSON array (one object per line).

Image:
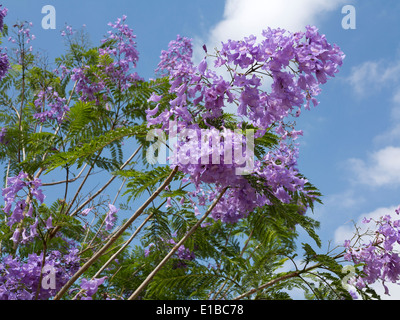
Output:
[
  {"xmin": 71, "ymin": 16, "xmax": 141, "ymax": 103},
  {"xmin": 0, "ymin": 5, "xmax": 7, "ymax": 32},
  {"xmin": 145, "ymin": 237, "xmax": 195, "ymax": 268},
  {"xmin": 174, "ymin": 245, "xmax": 196, "ymax": 269},
  {"xmin": 170, "ymin": 126, "xmax": 304, "ymax": 223},
  {"xmin": 33, "ymin": 87, "xmax": 70, "ymax": 124},
  {"xmin": 175, "ymin": 245, "xmax": 196, "ymax": 261},
  {"xmin": 169, "ymin": 125, "xmax": 254, "ymax": 184},
  {"xmin": 152, "ymin": 119, "xmax": 307, "ymax": 223},
  {"xmin": 0, "ymin": 171, "xmax": 112, "ymax": 299},
  {"xmin": 2, "ymin": 172, "xmax": 46, "ymax": 245},
  {"xmin": 147, "ymin": 26, "xmax": 344, "ymax": 133},
  {"xmin": 77, "ymin": 276, "xmax": 107, "ymax": 300},
  {"xmin": 71, "ymin": 65, "xmax": 108, "ymax": 102},
  {"xmin": 0, "ymin": 6, "xmax": 9, "ymax": 80},
  {"xmin": 181, "ymin": 141, "xmax": 307, "ymax": 224},
  {"xmin": 2, "ymin": 172, "xmax": 45, "ymax": 225},
  {"xmin": 0, "ymin": 248, "xmax": 80, "ymax": 300},
  {"xmin": 52, "ymin": 63, "xmax": 71, "ymax": 82},
  {"xmin": 99, "ymin": 15, "xmax": 141, "ymax": 90},
  {"xmin": 156, "ymin": 34, "xmax": 193, "ymax": 77},
  {"xmin": 344, "ymin": 208, "xmax": 400, "ymax": 296},
  {"xmin": 104, "ymin": 203, "xmax": 119, "ymax": 231},
  {"xmin": 0, "ymin": 51, "xmax": 9, "ymax": 80},
  {"xmin": 9, "ymin": 22, "xmax": 35, "ymax": 65},
  {"xmin": 0, "ymin": 127, "xmax": 7, "ymax": 144}
]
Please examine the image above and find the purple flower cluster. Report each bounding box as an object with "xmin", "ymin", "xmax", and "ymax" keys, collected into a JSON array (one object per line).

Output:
[
  {"xmin": 0, "ymin": 127, "xmax": 7, "ymax": 144},
  {"xmin": 167, "ymin": 125, "xmax": 307, "ymax": 223},
  {"xmin": 145, "ymin": 26, "xmax": 343, "ymax": 224},
  {"xmin": 0, "ymin": 5, "xmax": 9, "ymax": 80},
  {"xmin": 33, "ymin": 87, "xmax": 70, "ymax": 124},
  {"xmin": 9, "ymin": 21, "xmax": 35, "ymax": 64},
  {"xmin": 60, "ymin": 24, "xmax": 74, "ymax": 37},
  {"xmin": 72, "ymin": 16, "xmax": 141, "ymax": 103},
  {"xmin": 156, "ymin": 35, "xmax": 193, "ymax": 77},
  {"xmin": 70, "ymin": 65, "xmax": 108, "ymax": 103},
  {"xmin": 145, "ymin": 236, "xmax": 196, "ymax": 268},
  {"xmin": 0, "ymin": 5, "xmax": 7, "ymax": 32},
  {"xmin": 2, "ymin": 172, "xmax": 44, "ymax": 225},
  {"xmin": 169, "ymin": 125, "xmax": 254, "ymax": 184},
  {"xmin": 2, "ymin": 172, "xmax": 46, "ymax": 245},
  {"xmin": 210, "ymin": 142, "xmax": 307, "ymax": 223},
  {"xmin": 99, "ymin": 15, "xmax": 141, "ymax": 90},
  {"xmin": 175, "ymin": 245, "xmax": 196, "ymax": 261},
  {"xmin": 0, "ymin": 51, "xmax": 9, "ymax": 80},
  {"xmin": 344, "ymin": 208, "xmax": 400, "ymax": 296},
  {"xmin": 104, "ymin": 203, "xmax": 119, "ymax": 231},
  {"xmin": 0, "ymin": 249, "xmax": 80, "ymax": 300},
  {"xmin": 78, "ymin": 276, "xmax": 107, "ymax": 300},
  {"xmin": 174, "ymin": 245, "xmax": 196, "ymax": 269},
  {"xmin": 148, "ymin": 26, "xmax": 344, "ymax": 133}
]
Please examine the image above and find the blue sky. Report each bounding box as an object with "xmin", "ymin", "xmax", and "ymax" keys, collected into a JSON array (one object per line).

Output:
[{"xmin": 2, "ymin": 0, "xmax": 400, "ymax": 298}]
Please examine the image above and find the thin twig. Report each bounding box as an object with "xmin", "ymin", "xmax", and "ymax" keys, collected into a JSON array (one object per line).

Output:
[{"xmin": 42, "ymin": 164, "xmax": 88, "ymax": 186}]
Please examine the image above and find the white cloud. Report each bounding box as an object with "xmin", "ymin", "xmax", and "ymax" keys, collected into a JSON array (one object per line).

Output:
[
  {"xmin": 393, "ymin": 88, "xmax": 400, "ymax": 105},
  {"xmin": 374, "ymin": 124, "xmax": 400, "ymax": 146},
  {"xmin": 348, "ymin": 146, "xmax": 400, "ymax": 187},
  {"xmin": 347, "ymin": 59, "xmax": 400, "ymax": 97},
  {"xmin": 373, "ymin": 87, "xmax": 400, "ymax": 145},
  {"xmin": 194, "ymin": 0, "xmax": 345, "ymax": 61}
]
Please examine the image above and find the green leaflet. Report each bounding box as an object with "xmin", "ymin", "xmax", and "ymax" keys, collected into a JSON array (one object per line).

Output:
[
  {"xmin": 121, "ymin": 166, "xmax": 184, "ymax": 202},
  {"xmin": 43, "ymin": 125, "xmax": 146, "ymax": 172}
]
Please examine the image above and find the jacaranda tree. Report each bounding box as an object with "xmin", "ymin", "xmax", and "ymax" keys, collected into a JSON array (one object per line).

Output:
[{"xmin": 0, "ymin": 6, "xmax": 399, "ymax": 300}]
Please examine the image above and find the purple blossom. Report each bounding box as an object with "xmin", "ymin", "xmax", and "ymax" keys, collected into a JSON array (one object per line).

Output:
[
  {"xmin": 148, "ymin": 26, "xmax": 344, "ymax": 133},
  {"xmin": 72, "ymin": 16, "xmax": 142, "ymax": 103},
  {"xmin": 0, "ymin": 5, "xmax": 7, "ymax": 32},
  {"xmin": 176, "ymin": 245, "xmax": 195, "ymax": 261},
  {"xmin": 79, "ymin": 276, "xmax": 107, "ymax": 299},
  {"xmin": 71, "ymin": 66, "xmax": 107, "ymax": 102},
  {"xmin": 344, "ymin": 209, "xmax": 400, "ymax": 296},
  {"xmin": 1, "ymin": 172, "xmax": 45, "ymax": 233},
  {"xmin": 0, "ymin": 127, "xmax": 7, "ymax": 144},
  {"xmin": 9, "ymin": 21, "xmax": 36, "ymax": 64},
  {"xmin": 155, "ymin": 34, "xmax": 193, "ymax": 76},
  {"xmin": 166, "ymin": 197, "xmax": 172, "ymax": 208},
  {"xmin": 174, "ymin": 245, "xmax": 196, "ymax": 268},
  {"xmin": 0, "ymin": 249, "xmax": 80, "ymax": 300},
  {"xmin": 145, "ymin": 238, "xmax": 196, "ymax": 268},
  {"xmin": 0, "ymin": 52, "xmax": 9, "ymax": 80},
  {"xmin": 45, "ymin": 216, "xmax": 53, "ymax": 229},
  {"xmin": 33, "ymin": 87, "xmax": 70, "ymax": 124},
  {"xmin": 104, "ymin": 203, "xmax": 119, "ymax": 231},
  {"xmin": 148, "ymin": 92, "xmax": 162, "ymax": 103},
  {"xmin": 81, "ymin": 207, "xmax": 93, "ymax": 216}
]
